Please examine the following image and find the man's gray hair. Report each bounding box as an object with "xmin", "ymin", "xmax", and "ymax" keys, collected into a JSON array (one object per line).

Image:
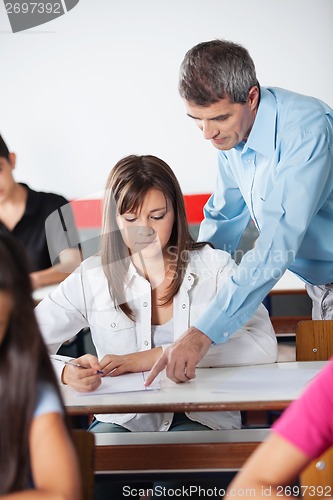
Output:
[{"xmin": 179, "ymin": 39, "xmax": 259, "ymax": 105}]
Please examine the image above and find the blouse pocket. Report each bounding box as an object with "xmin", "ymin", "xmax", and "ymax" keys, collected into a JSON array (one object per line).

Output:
[{"xmin": 89, "ymin": 310, "xmax": 137, "ymax": 356}]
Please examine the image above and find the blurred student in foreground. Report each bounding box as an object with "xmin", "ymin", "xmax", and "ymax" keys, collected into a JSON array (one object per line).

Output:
[
  {"xmin": 0, "ymin": 234, "xmax": 81, "ymax": 498},
  {"xmin": 227, "ymin": 358, "xmax": 333, "ymax": 499},
  {"xmin": 0, "ymin": 133, "xmax": 81, "ymax": 290}
]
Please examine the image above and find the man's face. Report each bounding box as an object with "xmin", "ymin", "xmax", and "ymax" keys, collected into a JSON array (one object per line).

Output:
[{"xmin": 185, "ymin": 86, "xmax": 259, "ymax": 151}]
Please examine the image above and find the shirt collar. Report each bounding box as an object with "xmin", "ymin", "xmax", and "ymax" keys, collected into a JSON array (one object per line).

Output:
[
  {"xmin": 124, "ymin": 259, "xmax": 141, "ymax": 289},
  {"xmin": 244, "ymin": 87, "xmax": 277, "ymax": 158}
]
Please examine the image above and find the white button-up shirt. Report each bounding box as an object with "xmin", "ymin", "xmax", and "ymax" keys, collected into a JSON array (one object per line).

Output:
[{"xmin": 36, "ymin": 245, "xmax": 277, "ymax": 431}]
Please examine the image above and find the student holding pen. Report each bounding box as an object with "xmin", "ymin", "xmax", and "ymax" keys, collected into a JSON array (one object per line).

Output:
[
  {"xmin": 0, "ymin": 234, "xmax": 81, "ymax": 498},
  {"xmin": 36, "ymin": 153, "xmax": 277, "ymax": 421},
  {"xmin": 36, "ymin": 154, "xmax": 277, "ymax": 497}
]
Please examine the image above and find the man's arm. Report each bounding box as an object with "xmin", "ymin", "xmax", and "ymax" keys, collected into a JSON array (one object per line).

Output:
[{"xmin": 145, "ymin": 326, "xmax": 212, "ymax": 385}]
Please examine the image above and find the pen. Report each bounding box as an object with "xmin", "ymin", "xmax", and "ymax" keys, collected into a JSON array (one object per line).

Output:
[{"xmin": 53, "ymin": 357, "xmax": 103, "ymax": 374}]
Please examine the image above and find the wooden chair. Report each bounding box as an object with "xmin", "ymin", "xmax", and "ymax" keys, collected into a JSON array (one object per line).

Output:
[
  {"xmin": 271, "ymin": 316, "xmax": 311, "ymax": 335},
  {"xmin": 71, "ymin": 430, "xmax": 95, "ymax": 500},
  {"xmin": 295, "ymin": 320, "xmax": 333, "ymax": 499},
  {"xmin": 300, "ymin": 447, "xmax": 333, "ymax": 500},
  {"xmin": 296, "ymin": 320, "xmax": 333, "ymax": 361}
]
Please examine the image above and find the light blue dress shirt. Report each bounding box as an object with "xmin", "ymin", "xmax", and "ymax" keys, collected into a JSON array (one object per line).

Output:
[{"xmin": 197, "ymin": 87, "xmax": 333, "ymax": 344}]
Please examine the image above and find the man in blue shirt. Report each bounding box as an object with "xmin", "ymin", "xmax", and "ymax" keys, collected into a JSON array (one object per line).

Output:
[{"xmin": 146, "ymin": 39, "xmax": 333, "ymax": 386}]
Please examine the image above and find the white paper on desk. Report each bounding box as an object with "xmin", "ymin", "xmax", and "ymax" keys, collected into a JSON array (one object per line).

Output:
[
  {"xmin": 75, "ymin": 371, "xmax": 160, "ymax": 396},
  {"xmin": 213, "ymin": 367, "xmax": 319, "ymax": 397}
]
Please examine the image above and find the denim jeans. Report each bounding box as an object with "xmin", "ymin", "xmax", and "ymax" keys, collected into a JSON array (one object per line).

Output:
[{"xmin": 89, "ymin": 412, "xmax": 211, "ymax": 433}]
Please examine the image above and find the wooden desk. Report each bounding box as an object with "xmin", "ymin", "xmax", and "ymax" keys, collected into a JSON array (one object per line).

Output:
[
  {"xmin": 62, "ymin": 361, "xmax": 325, "ymax": 415},
  {"xmin": 62, "ymin": 362, "xmax": 325, "ymax": 473}
]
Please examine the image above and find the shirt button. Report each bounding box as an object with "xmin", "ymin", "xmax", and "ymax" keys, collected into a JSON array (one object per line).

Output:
[
  {"xmin": 247, "ymin": 159, "xmax": 251, "ymax": 164},
  {"xmin": 223, "ymin": 332, "xmax": 229, "ymax": 338},
  {"xmin": 187, "ymin": 275, "xmax": 191, "ymax": 281},
  {"xmin": 111, "ymin": 322, "xmax": 116, "ymax": 328},
  {"xmin": 182, "ymin": 304, "xmax": 186, "ymax": 309},
  {"xmin": 143, "ymin": 302, "xmax": 148, "ymax": 307},
  {"xmin": 144, "ymin": 341, "xmax": 149, "ymax": 346}
]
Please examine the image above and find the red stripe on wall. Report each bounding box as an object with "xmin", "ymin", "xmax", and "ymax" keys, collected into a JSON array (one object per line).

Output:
[
  {"xmin": 183, "ymin": 193, "xmax": 211, "ymax": 224},
  {"xmin": 70, "ymin": 193, "xmax": 211, "ymax": 228},
  {"xmin": 70, "ymin": 199, "xmax": 103, "ymax": 228}
]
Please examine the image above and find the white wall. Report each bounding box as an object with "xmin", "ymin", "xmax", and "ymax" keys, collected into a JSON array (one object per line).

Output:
[{"xmin": 0, "ymin": 0, "xmax": 332, "ymax": 200}]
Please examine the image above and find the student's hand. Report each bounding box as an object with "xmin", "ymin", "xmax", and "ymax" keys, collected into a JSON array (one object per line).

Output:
[
  {"xmin": 145, "ymin": 327, "xmax": 212, "ymax": 385},
  {"xmin": 62, "ymin": 354, "xmax": 103, "ymax": 392},
  {"xmin": 100, "ymin": 348, "xmax": 163, "ymax": 376}
]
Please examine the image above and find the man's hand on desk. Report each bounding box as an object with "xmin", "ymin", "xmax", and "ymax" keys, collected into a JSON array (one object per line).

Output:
[
  {"xmin": 62, "ymin": 354, "xmax": 103, "ymax": 392},
  {"xmin": 145, "ymin": 326, "xmax": 212, "ymax": 385}
]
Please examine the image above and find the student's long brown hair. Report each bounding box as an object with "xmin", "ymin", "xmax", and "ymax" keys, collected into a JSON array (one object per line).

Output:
[
  {"xmin": 100, "ymin": 154, "xmax": 208, "ymax": 319},
  {"xmin": 0, "ymin": 235, "xmax": 64, "ymax": 493}
]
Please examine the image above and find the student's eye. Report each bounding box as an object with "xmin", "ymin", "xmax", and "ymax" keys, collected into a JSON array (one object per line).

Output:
[
  {"xmin": 123, "ymin": 215, "xmax": 137, "ymax": 222},
  {"xmin": 151, "ymin": 214, "xmax": 166, "ymax": 221}
]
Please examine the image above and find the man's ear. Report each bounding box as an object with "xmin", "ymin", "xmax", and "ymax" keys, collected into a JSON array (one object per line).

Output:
[
  {"xmin": 8, "ymin": 152, "xmax": 16, "ymax": 170},
  {"xmin": 248, "ymin": 86, "xmax": 260, "ymax": 110}
]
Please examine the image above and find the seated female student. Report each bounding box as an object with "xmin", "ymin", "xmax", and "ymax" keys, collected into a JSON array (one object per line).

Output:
[
  {"xmin": 0, "ymin": 234, "xmax": 81, "ymax": 499},
  {"xmin": 36, "ymin": 153, "xmax": 277, "ymax": 431},
  {"xmin": 227, "ymin": 357, "xmax": 333, "ymax": 499}
]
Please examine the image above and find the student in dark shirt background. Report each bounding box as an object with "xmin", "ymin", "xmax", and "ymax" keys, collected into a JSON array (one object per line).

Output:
[{"xmin": 0, "ymin": 133, "xmax": 81, "ymax": 289}]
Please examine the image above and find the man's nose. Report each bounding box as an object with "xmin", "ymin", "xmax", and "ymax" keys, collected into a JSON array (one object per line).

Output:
[{"xmin": 202, "ymin": 121, "xmax": 219, "ymax": 140}]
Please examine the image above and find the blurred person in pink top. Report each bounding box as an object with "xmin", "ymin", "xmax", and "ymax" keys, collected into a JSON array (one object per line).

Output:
[{"xmin": 227, "ymin": 358, "xmax": 333, "ymax": 498}]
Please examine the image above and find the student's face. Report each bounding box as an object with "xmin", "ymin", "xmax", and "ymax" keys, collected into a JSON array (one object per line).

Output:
[
  {"xmin": 184, "ymin": 86, "xmax": 259, "ymax": 151},
  {"xmin": 116, "ymin": 188, "xmax": 175, "ymax": 261},
  {"xmin": 0, "ymin": 155, "xmax": 16, "ymax": 202},
  {"xmin": 0, "ymin": 291, "xmax": 13, "ymax": 346}
]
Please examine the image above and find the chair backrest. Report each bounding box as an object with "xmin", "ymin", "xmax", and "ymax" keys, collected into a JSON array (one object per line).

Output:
[
  {"xmin": 71, "ymin": 429, "xmax": 95, "ymax": 500},
  {"xmin": 296, "ymin": 320, "xmax": 333, "ymax": 361},
  {"xmin": 300, "ymin": 446, "xmax": 333, "ymax": 500},
  {"xmin": 296, "ymin": 321, "xmax": 333, "ymax": 498}
]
